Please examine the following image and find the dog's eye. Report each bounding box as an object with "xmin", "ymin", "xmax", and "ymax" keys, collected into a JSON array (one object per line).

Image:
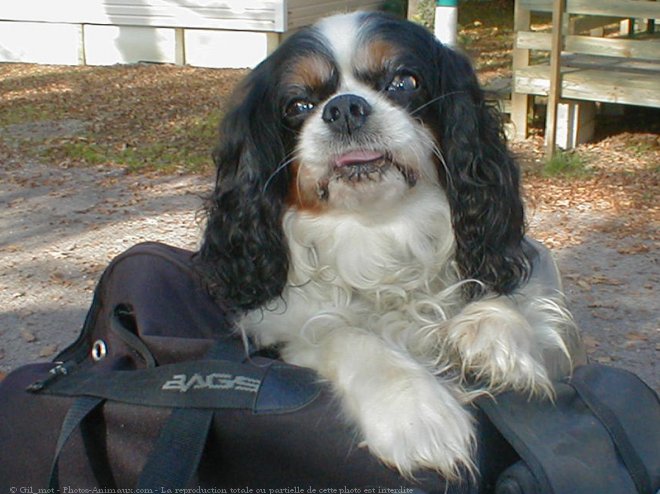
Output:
[
  {"xmin": 285, "ymin": 99, "xmax": 316, "ymax": 118},
  {"xmin": 387, "ymin": 72, "xmax": 419, "ymax": 92}
]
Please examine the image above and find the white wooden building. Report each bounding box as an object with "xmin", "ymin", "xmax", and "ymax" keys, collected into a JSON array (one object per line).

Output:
[{"xmin": 0, "ymin": 0, "xmax": 383, "ymax": 68}]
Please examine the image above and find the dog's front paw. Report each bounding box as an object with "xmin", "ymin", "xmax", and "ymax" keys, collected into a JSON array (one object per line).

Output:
[
  {"xmin": 447, "ymin": 298, "xmax": 554, "ymax": 397},
  {"xmin": 357, "ymin": 374, "xmax": 475, "ymax": 480}
]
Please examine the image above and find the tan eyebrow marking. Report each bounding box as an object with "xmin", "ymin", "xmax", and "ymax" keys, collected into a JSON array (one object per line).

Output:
[
  {"xmin": 283, "ymin": 55, "xmax": 334, "ymax": 90},
  {"xmin": 354, "ymin": 38, "xmax": 401, "ymax": 74}
]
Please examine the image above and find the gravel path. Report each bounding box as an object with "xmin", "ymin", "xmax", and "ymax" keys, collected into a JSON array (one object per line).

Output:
[
  {"xmin": 1, "ymin": 161, "xmax": 206, "ymax": 370},
  {"xmin": 1, "ymin": 160, "xmax": 658, "ymax": 391}
]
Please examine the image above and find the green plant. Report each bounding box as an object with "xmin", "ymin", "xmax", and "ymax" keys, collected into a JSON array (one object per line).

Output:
[
  {"xmin": 52, "ymin": 141, "xmax": 107, "ymax": 165},
  {"xmin": 627, "ymin": 141, "xmax": 654, "ymax": 155},
  {"xmin": 543, "ymin": 150, "xmax": 591, "ymax": 177},
  {"xmin": 0, "ymin": 103, "xmax": 59, "ymax": 126}
]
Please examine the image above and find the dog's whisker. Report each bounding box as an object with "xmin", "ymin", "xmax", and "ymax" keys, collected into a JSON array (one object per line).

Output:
[
  {"xmin": 262, "ymin": 154, "xmax": 297, "ymax": 193},
  {"xmin": 410, "ymin": 91, "xmax": 466, "ymax": 116},
  {"xmin": 431, "ymin": 144, "xmax": 453, "ymax": 187}
]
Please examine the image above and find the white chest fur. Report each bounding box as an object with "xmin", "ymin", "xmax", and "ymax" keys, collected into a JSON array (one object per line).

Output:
[{"xmin": 242, "ymin": 184, "xmax": 462, "ymax": 351}]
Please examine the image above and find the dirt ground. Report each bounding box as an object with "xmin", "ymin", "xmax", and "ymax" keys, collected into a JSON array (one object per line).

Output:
[{"xmin": 0, "ymin": 132, "xmax": 657, "ymax": 393}]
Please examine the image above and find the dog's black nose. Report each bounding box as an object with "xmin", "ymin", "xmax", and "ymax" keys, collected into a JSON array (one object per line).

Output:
[{"xmin": 322, "ymin": 94, "xmax": 372, "ymax": 135}]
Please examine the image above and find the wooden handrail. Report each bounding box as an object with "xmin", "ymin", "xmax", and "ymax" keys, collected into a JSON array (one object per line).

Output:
[
  {"xmin": 516, "ymin": 32, "xmax": 660, "ymax": 61},
  {"xmin": 519, "ymin": 0, "xmax": 660, "ymax": 19}
]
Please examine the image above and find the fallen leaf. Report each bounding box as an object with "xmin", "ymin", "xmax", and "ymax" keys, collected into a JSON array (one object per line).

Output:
[
  {"xmin": 591, "ymin": 311, "xmax": 612, "ymax": 320},
  {"xmin": 625, "ymin": 331, "xmax": 649, "ymax": 342},
  {"xmin": 618, "ymin": 244, "xmax": 651, "ymax": 255},
  {"xmin": 20, "ymin": 330, "xmax": 37, "ymax": 343},
  {"xmin": 38, "ymin": 345, "xmax": 58, "ymax": 358},
  {"xmin": 577, "ymin": 279, "xmax": 592, "ymax": 290},
  {"xmin": 587, "ymin": 302, "xmax": 617, "ymax": 309},
  {"xmin": 588, "ymin": 275, "xmax": 624, "ymax": 286},
  {"xmin": 582, "ymin": 335, "xmax": 600, "ymax": 349}
]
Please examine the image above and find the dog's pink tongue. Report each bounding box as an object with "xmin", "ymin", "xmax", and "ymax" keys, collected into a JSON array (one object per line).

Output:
[{"xmin": 335, "ymin": 150, "xmax": 384, "ymax": 167}]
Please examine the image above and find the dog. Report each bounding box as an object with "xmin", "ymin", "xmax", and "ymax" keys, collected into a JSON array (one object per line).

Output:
[{"xmin": 198, "ymin": 11, "xmax": 583, "ymax": 480}]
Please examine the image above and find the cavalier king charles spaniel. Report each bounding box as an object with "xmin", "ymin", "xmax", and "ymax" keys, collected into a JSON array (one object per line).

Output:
[{"xmin": 198, "ymin": 11, "xmax": 584, "ymax": 480}]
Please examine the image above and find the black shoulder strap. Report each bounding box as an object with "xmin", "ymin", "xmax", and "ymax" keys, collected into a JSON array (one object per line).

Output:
[
  {"xmin": 570, "ymin": 365, "xmax": 658, "ymax": 494},
  {"xmin": 36, "ymin": 359, "xmax": 266, "ymax": 409},
  {"xmin": 476, "ymin": 364, "xmax": 659, "ymax": 494}
]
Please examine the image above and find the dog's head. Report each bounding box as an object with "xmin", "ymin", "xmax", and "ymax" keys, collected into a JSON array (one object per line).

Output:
[{"xmin": 200, "ymin": 11, "xmax": 528, "ymax": 310}]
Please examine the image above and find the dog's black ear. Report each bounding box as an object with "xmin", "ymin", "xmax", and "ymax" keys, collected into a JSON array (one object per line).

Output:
[
  {"xmin": 198, "ymin": 60, "xmax": 291, "ymax": 312},
  {"xmin": 433, "ymin": 46, "xmax": 530, "ymax": 299}
]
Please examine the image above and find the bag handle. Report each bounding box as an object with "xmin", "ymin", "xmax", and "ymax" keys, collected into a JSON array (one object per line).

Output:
[
  {"xmin": 48, "ymin": 396, "xmax": 106, "ymax": 490},
  {"xmin": 136, "ymin": 341, "xmax": 236, "ymax": 490},
  {"xmin": 36, "ymin": 344, "xmax": 321, "ymax": 489},
  {"xmin": 111, "ymin": 306, "xmax": 157, "ymax": 368},
  {"xmin": 40, "ymin": 344, "xmax": 247, "ymax": 490},
  {"xmin": 137, "ymin": 407, "xmax": 214, "ymax": 490}
]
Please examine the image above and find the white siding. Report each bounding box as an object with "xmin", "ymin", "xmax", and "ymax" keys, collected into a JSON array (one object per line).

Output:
[
  {"xmin": 83, "ymin": 25, "xmax": 181, "ymax": 65},
  {"xmin": 185, "ymin": 30, "xmax": 280, "ymax": 68},
  {"xmin": 0, "ymin": 0, "xmax": 385, "ymax": 67},
  {"xmin": 0, "ymin": 21, "xmax": 83, "ymax": 65},
  {"xmin": 0, "ymin": 0, "xmax": 386, "ymax": 34},
  {"xmin": 0, "ymin": 0, "xmax": 286, "ymax": 32}
]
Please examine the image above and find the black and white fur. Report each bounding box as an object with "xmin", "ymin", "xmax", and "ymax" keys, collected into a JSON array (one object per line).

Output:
[{"xmin": 199, "ymin": 11, "xmax": 583, "ymax": 480}]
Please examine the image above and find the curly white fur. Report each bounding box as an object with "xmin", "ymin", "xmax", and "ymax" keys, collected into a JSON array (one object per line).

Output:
[{"xmin": 241, "ymin": 181, "xmax": 577, "ymax": 479}]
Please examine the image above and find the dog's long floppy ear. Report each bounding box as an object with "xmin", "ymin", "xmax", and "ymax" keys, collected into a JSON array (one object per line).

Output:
[
  {"xmin": 432, "ymin": 46, "xmax": 530, "ymax": 299},
  {"xmin": 198, "ymin": 59, "xmax": 291, "ymax": 312}
]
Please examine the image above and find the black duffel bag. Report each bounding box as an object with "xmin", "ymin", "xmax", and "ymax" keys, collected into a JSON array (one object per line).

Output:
[{"xmin": 0, "ymin": 242, "xmax": 658, "ymax": 493}]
